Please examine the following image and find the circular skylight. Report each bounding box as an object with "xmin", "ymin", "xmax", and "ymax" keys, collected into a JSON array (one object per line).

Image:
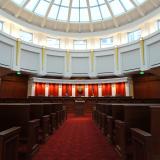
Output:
[{"xmin": 11, "ymin": 0, "xmax": 146, "ymax": 23}]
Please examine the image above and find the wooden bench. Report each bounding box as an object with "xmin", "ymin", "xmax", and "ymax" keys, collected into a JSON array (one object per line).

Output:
[
  {"xmin": 43, "ymin": 103, "xmax": 57, "ymax": 133},
  {"xmin": 114, "ymin": 104, "xmax": 160, "ymax": 160},
  {"xmin": 95, "ymin": 103, "xmax": 112, "ymax": 137},
  {"xmin": 50, "ymin": 103, "xmax": 64, "ymax": 128},
  {"xmin": 0, "ymin": 127, "xmax": 21, "ymax": 160},
  {"xmin": 0, "ymin": 103, "xmax": 40, "ymax": 158},
  {"xmin": 131, "ymin": 106, "xmax": 160, "ymax": 160},
  {"xmin": 30, "ymin": 103, "xmax": 50, "ymax": 143}
]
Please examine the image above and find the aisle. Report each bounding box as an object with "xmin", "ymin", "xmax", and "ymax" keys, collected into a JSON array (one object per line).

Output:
[{"xmin": 32, "ymin": 114, "xmax": 119, "ymax": 160}]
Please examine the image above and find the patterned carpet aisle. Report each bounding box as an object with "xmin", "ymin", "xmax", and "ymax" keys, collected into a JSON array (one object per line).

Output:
[{"xmin": 32, "ymin": 114, "xmax": 119, "ymax": 160}]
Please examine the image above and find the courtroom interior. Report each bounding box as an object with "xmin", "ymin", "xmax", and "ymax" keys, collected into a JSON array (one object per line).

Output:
[{"xmin": 0, "ymin": 0, "xmax": 160, "ymax": 160}]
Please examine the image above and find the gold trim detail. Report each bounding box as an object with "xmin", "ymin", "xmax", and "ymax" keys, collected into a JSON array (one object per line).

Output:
[
  {"xmin": 42, "ymin": 47, "xmax": 45, "ymax": 70},
  {"xmin": 140, "ymin": 38, "xmax": 145, "ymax": 65},
  {"xmin": 115, "ymin": 47, "xmax": 119, "ymax": 70},
  {"xmin": 91, "ymin": 49, "xmax": 94, "ymax": 72},
  {"xmin": 66, "ymin": 50, "xmax": 70, "ymax": 72},
  {"xmin": 16, "ymin": 39, "xmax": 21, "ymax": 66}
]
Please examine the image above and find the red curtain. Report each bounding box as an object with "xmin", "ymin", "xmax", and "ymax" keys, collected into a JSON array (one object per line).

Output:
[
  {"xmin": 88, "ymin": 84, "xmax": 98, "ymax": 96},
  {"xmin": 35, "ymin": 83, "xmax": 45, "ymax": 96},
  {"xmin": 62, "ymin": 84, "xmax": 67, "ymax": 96},
  {"xmin": 48, "ymin": 83, "xmax": 59, "ymax": 96},
  {"xmin": 88, "ymin": 84, "xmax": 93, "ymax": 96},
  {"xmin": 116, "ymin": 82, "xmax": 126, "ymax": 96},
  {"xmin": 93, "ymin": 84, "xmax": 98, "ymax": 96},
  {"xmin": 76, "ymin": 84, "xmax": 85, "ymax": 97},
  {"xmin": 48, "ymin": 84, "xmax": 54, "ymax": 96},
  {"xmin": 102, "ymin": 83, "xmax": 112, "ymax": 96},
  {"xmin": 62, "ymin": 84, "xmax": 72, "ymax": 96},
  {"xmin": 68, "ymin": 84, "xmax": 72, "ymax": 96}
]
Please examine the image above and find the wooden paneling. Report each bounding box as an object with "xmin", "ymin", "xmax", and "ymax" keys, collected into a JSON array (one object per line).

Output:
[
  {"xmin": 0, "ymin": 67, "xmax": 12, "ymax": 77},
  {"xmin": 133, "ymin": 74, "xmax": 160, "ymax": 99},
  {"xmin": 0, "ymin": 74, "xmax": 28, "ymax": 98}
]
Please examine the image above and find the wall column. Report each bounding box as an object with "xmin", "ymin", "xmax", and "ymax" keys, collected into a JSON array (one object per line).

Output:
[
  {"xmin": 31, "ymin": 83, "xmax": 35, "ymax": 96},
  {"xmin": 98, "ymin": 84, "xmax": 102, "ymax": 97},
  {"xmin": 129, "ymin": 79, "xmax": 134, "ymax": 97},
  {"xmin": 115, "ymin": 46, "xmax": 119, "ymax": 75},
  {"xmin": 45, "ymin": 83, "xmax": 49, "ymax": 97},
  {"xmin": 111, "ymin": 83, "xmax": 116, "ymax": 96},
  {"xmin": 125, "ymin": 82, "xmax": 130, "ymax": 96},
  {"xmin": 58, "ymin": 84, "xmax": 62, "ymax": 96},
  {"xmin": 14, "ymin": 38, "xmax": 21, "ymax": 70},
  {"xmin": 72, "ymin": 84, "xmax": 76, "ymax": 97},
  {"xmin": 85, "ymin": 84, "xmax": 88, "ymax": 97}
]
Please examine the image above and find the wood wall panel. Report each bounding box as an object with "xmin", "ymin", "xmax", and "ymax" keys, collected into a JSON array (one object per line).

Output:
[
  {"xmin": 0, "ymin": 74, "xmax": 28, "ymax": 98},
  {"xmin": 133, "ymin": 74, "xmax": 160, "ymax": 99}
]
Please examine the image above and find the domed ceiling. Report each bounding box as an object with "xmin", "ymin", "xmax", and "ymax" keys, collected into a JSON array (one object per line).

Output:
[{"xmin": 0, "ymin": 0, "xmax": 160, "ymax": 33}]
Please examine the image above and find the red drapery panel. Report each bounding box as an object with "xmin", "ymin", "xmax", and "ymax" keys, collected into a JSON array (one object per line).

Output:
[
  {"xmin": 88, "ymin": 84, "xmax": 98, "ymax": 96},
  {"xmin": 68, "ymin": 84, "xmax": 72, "ymax": 96},
  {"xmin": 54, "ymin": 84, "xmax": 59, "ymax": 96},
  {"xmin": 88, "ymin": 84, "xmax": 93, "ymax": 96},
  {"xmin": 48, "ymin": 83, "xmax": 59, "ymax": 96},
  {"xmin": 48, "ymin": 84, "xmax": 54, "ymax": 96},
  {"xmin": 76, "ymin": 84, "xmax": 85, "ymax": 97},
  {"xmin": 115, "ymin": 82, "xmax": 126, "ymax": 96},
  {"xmin": 62, "ymin": 84, "xmax": 67, "ymax": 96},
  {"xmin": 35, "ymin": 83, "xmax": 45, "ymax": 96},
  {"xmin": 62, "ymin": 84, "xmax": 72, "ymax": 96},
  {"xmin": 102, "ymin": 83, "xmax": 112, "ymax": 96},
  {"xmin": 93, "ymin": 84, "xmax": 98, "ymax": 96}
]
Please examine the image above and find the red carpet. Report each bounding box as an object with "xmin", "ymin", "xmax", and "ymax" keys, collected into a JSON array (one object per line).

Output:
[{"xmin": 32, "ymin": 114, "xmax": 119, "ymax": 160}]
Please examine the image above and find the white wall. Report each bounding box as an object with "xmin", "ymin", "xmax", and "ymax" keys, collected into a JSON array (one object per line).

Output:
[{"xmin": 0, "ymin": 31, "xmax": 160, "ymax": 77}]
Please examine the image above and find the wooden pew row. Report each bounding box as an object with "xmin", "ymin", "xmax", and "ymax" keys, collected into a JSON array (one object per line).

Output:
[
  {"xmin": 0, "ymin": 97, "xmax": 67, "ymax": 126},
  {"xmin": 94, "ymin": 103, "xmax": 159, "ymax": 140},
  {"xmin": 130, "ymin": 106, "xmax": 160, "ymax": 160},
  {"xmin": 0, "ymin": 103, "xmax": 40, "ymax": 159},
  {"xmin": 30, "ymin": 103, "xmax": 50, "ymax": 143},
  {"xmin": 112, "ymin": 104, "xmax": 160, "ymax": 160},
  {"xmin": 0, "ymin": 127, "xmax": 21, "ymax": 160},
  {"xmin": 114, "ymin": 104, "xmax": 150, "ymax": 160},
  {"xmin": 30, "ymin": 103, "xmax": 66, "ymax": 142},
  {"xmin": 93, "ymin": 103, "xmax": 160, "ymax": 160},
  {"xmin": 94, "ymin": 103, "xmax": 122, "ymax": 142},
  {"xmin": 131, "ymin": 128, "xmax": 152, "ymax": 160},
  {"xmin": 93, "ymin": 104, "xmax": 112, "ymax": 135},
  {"xmin": 0, "ymin": 102, "xmax": 67, "ymax": 160},
  {"xmin": 43, "ymin": 103, "xmax": 56, "ymax": 134}
]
